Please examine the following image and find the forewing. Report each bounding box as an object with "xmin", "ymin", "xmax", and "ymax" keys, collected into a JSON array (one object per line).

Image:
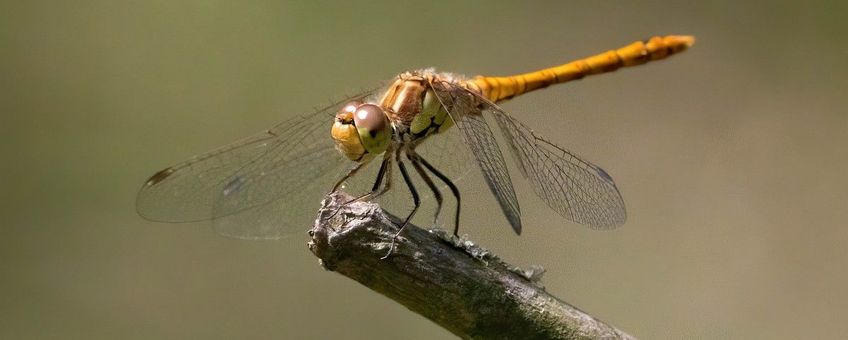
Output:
[
  {"xmin": 480, "ymin": 95, "xmax": 627, "ymax": 229},
  {"xmin": 430, "ymin": 79, "xmax": 522, "ymax": 234},
  {"xmin": 136, "ymin": 93, "xmax": 373, "ymax": 238},
  {"xmin": 210, "ymin": 151, "xmax": 344, "ymax": 240}
]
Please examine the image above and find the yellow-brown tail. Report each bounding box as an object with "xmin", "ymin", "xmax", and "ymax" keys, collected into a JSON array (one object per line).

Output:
[{"xmin": 469, "ymin": 35, "xmax": 695, "ymax": 103}]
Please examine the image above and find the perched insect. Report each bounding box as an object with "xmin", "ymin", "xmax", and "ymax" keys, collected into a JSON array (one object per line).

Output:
[{"xmin": 137, "ymin": 35, "xmax": 695, "ymax": 240}]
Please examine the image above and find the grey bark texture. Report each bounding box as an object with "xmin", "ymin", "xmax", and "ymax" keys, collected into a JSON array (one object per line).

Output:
[{"xmin": 308, "ymin": 192, "xmax": 635, "ymax": 340}]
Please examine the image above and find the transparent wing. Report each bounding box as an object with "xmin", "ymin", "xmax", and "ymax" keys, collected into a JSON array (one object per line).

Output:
[
  {"xmin": 479, "ymin": 92, "xmax": 626, "ymax": 229},
  {"xmin": 210, "ymin": 150, "xmax": 345, "ymax": 240},
  {"xmin": 136, "ymin": 92, "xmax": 375, "ymax": 239},
  {"xmin": 430, "ymin": 79, "xmax": 626, "ymax": 230},
  {"xmin": 412, "ymin": 123, "xmax": 475, "ymax": 191},
  {"xmin": 430, "ymin": 79, "xmax": 523, "ymax": 234}
]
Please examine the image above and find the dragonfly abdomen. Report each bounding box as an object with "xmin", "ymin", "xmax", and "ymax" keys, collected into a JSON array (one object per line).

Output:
[{"xmin": 469, "ymin": 35, "xmax": 695, "ymax": 103}]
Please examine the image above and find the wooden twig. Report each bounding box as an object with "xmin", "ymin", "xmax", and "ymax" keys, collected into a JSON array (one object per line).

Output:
[{"xmin": 308, "ymin": 192, "xmax": 635, "ymax": 340}]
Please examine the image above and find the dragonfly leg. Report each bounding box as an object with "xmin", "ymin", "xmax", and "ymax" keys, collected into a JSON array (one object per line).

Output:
[
  {"xmin": 330, "ymin": 159, "xmax": 397, "ymax": 225},
  {"xmin": 328, "ymin": 157, "xmax": 380, "ymax": 220},
  {"xmin": 344, "ymin": 154, "xmax": 391, "ymax": 205},
  {"xmin": 382, "ymin": 148, "xmax": 420, "ymax": 259},
  {"xmin": 406, "ymin": 151, "xmax": 443, "ymax": 226},
  {"xmin": 417, "ymin": 155, "xmax": 462, "ymax": 237},
  {"xmin": 330, "ymin": 158, "xmax": 372, "ymax": 193},
  {"xmin": 337, "ymin": 144, "xmax": 396, "ymax": 206}
]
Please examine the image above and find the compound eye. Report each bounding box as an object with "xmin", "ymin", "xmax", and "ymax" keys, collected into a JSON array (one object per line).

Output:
[
  {"xmin": 340, "ymin": 101, "xmax": 361, "ymax": 115},
  {"xmin": 352, "ymin": 103, "xmax": 390, "ymax": 154},
  {"xmin": 335, "ymin": 100, "xmax": 362, "ymax": 124},
  {"xmin": 353, "ymin": 104, "xmax": 388, "ymax": 135}
]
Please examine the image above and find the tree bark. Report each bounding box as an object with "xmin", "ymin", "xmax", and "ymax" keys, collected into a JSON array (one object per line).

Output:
[{"xmin": 308, "ymin": 192, "xmax": 635, "ymax": 340}]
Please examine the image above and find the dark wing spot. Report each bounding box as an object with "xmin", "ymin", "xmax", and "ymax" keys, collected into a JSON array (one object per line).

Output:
[
  {"xmin": 145, "ymin": 167, "xmax": 175, "ymax": 186},
  {"xmin": 593, "ymin": 165, "xmax": 614, "ymax": 183}
]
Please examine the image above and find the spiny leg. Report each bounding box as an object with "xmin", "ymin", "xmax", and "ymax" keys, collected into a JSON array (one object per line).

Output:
[
  {"xmin": 344, "ymin": 154, "xmax": 392, "ymax": 205},
  {"xmin": 406, "ymin": 151, "xmax": 443, "ymax": 226},
  {"xmin": 328, "ymin": 155, "xmax": 390, "ymax": 220},
  {"xmin": 383, "ymin": 147, "xmax": 420, "ymax": 259},
  {"xmin": 341, "ymin": 144, "xmax": 396, "ymax": 206},
  {"xmin": 331, "ymin": 158, "xmax": 372, "ymax": 193},
  {"xmin": 418, "ymin": 155, "xmax": 462, "ymax": 236}
]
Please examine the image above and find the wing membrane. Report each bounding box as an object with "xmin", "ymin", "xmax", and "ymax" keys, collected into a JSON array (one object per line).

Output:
[
  {"xmin": 432, "ymin": 79, "xmax": 626, "ymax": 230},
  {"xmin": 482, "ymin": 94, "xmax": 626, "ymax": 229},
  {"xmin": 430, "ymin": 79, "xmax": 523, "ymax": 234},
  {"xmin": 136, "ymin": 92, "xmax": 374, "ymax": 238}
]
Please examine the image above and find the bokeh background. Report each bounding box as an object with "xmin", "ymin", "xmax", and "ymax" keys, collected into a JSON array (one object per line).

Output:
[{"xmin": 2, "ymin": 1, "xmax": 847, "ymax": 339}]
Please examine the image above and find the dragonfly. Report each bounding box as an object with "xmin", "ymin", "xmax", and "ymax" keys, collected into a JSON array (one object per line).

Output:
[{"xmin": 137, "ymin": 35, "xmax": 695, "ymax": 240}]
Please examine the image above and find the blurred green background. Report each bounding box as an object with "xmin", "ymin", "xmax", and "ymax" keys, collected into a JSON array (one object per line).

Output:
[{"xmin": 2, "ymin": 1, "xmax": 847, "ymax": 339}]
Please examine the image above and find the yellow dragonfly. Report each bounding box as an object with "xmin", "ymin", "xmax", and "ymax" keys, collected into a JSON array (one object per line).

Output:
[{"xmin": 137, "ymin": 35, "xmax": 695, "ymax": 240}]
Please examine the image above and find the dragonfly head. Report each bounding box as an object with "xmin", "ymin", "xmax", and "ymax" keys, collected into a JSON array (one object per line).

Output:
[{"xmin": 331, "ymin": 101, "xmax": 391, "ymax": 161}]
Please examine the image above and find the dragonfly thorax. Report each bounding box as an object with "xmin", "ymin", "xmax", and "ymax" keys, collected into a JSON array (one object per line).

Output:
[{"xmin": 379, "ymin": 72, "xmax": 456, "ymax": 137}]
